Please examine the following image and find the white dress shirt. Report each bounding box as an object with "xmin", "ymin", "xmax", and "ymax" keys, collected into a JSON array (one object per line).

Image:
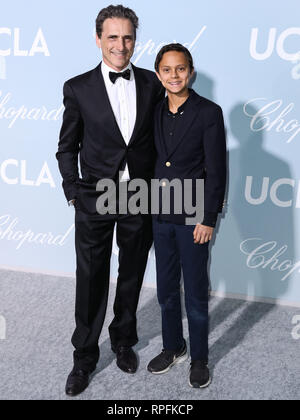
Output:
[{"xmin": 101, "ymin": 60, "xmax": 137, "ymax": 182}]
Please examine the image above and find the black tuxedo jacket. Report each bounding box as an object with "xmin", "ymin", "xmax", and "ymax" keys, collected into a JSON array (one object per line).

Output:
[
  {"xmin": 56, "ymin": 62, "xmax": 165, "ymax": 214},
  {"xmin": 153, "ymin": 89, "xmax": 227, "ymax": 224}
]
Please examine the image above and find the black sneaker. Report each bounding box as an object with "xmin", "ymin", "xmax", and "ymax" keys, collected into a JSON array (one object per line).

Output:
[
  {"xmin": 147, "ymin": 340, "xmax": 187, "ymax": 374},
  {"xmin": 189, "ymin": 360, "xmax": 211, "ymax": 388}
]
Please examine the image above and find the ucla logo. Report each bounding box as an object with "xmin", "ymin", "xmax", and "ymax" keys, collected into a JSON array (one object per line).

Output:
[
  {"xmin": 0, "ymin": 57, "xmax": 5, "ymax": 79},
  {"xmin": 0, "ymin": 159, "xmax": 55, "ymax": 188},
  {"xmin": 250, "ymin": 28, "xmax": 300, "ymax": 61},
  {"xmin": 245, "ymin": 176, "xmax": 300, "ymax": 208},
  {"xmin": 0, "ymin": 28, "xmax": 50, "ymax": 79},
  {"xmin": 250, "ymin": 28, "xmax": 300, "ymax": 80},
  {"xmin": 0, "ymin": 27, "xmax": 50, "ymax": 57}
]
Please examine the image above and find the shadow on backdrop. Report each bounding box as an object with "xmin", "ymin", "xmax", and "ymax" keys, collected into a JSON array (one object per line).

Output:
[{"xmin": 208, "ymin": 101, "xmax": 293, "ymax": 367}]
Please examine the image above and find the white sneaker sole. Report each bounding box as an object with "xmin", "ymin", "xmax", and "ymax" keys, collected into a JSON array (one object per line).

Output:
[
  {"xmin": 189, "ymin": 376, "xmax": 211, "ymax": 389},
  {"xmin": 149, "ymin": 352, "xmax": 188, "ymax": 375}
]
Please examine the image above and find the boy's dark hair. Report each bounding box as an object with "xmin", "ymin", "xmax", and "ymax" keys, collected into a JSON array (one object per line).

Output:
[
  {"xmin": 96, "ymin": 4, "xmax": 139, "ymax": 39},
  {"xmin": 155, "ymin": 43, "xmax": 194, "ymax": 72}
]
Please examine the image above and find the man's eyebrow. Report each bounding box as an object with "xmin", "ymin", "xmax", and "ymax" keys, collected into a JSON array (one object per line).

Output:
[{"xmin": 107, "ymin": 34, "xmax": 134, "ymax": 38}]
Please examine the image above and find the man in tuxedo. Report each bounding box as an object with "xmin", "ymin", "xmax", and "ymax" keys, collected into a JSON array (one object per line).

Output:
[{"xmin": 56, "ymin": 5, "xmax": 164, "ymax": 396}]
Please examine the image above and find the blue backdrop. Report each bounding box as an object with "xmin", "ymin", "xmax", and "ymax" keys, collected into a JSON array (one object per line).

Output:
[{"xmin": 1, "ymin": 0, "xmax": 300, "ymax": 306}]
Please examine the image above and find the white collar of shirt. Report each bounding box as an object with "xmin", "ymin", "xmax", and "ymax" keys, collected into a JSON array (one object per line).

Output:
[{"xmin": 101, "ymin": 60, "xmax": 134, "ymax": 87}]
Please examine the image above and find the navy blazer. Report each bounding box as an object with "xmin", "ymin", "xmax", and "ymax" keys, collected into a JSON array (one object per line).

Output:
[{"xmin": 153, "ymin": 89, "xmax": 227, "ymax": 224}]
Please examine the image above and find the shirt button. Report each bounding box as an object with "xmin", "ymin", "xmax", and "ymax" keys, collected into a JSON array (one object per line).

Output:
[
  {"xmin": 169, "ymin": 132, "xmax": 173, "ymax": 136},
  {"xmin": 166, "ymin": 162, "xmax": 171, "ymax": 167}
]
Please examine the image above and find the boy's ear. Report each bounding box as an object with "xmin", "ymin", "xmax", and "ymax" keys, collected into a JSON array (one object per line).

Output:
[{"xmin": 155, "ymin": 71, "xmax": 162, "ymax": 82}]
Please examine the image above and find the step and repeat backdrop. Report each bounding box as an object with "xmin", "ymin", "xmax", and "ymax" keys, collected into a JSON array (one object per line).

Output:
[{"xmin": 1, "ymin": 0, "xmax": 300, "ymax": 305}]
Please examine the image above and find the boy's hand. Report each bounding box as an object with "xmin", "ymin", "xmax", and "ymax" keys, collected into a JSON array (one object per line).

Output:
[{"xmin": 193, "ymin": 224, "xmax": 214, "ymax": 244}]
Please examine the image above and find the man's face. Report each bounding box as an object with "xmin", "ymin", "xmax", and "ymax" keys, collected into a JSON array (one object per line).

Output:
[
  {"xmin": 156, "ymin": 51, "xmax": 193, "ymax": 95},
  {"xmin": 96, "ymin": 18, "xmax": 135, "ymax": 71}
]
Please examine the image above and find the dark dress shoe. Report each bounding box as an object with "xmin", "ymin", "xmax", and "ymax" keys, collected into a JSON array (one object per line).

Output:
[
  {"xmin": 65, "ymin": 368, "xmax": 90, "ymax": 397},
  {"xmin": 115, "ymin": 346, "xmax": 138, "ymax": 374}
]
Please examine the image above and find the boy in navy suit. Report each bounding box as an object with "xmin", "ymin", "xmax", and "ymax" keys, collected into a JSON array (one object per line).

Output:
[{"xmin": 147, "ymin": 44, "xmax": 226, "ymax": 388}]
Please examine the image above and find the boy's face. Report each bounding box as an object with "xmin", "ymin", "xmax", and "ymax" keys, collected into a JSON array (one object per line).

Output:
[
  {"xmin": 156, "ymin": 51, "xmax": 193, "ymax": 95},
  {"xmin": 96, "ymin": 18, "xmax": 135, "ymax": 71}
]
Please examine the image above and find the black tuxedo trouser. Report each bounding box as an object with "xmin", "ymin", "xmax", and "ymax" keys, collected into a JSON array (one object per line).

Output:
[{"xmin": 71, "ymin": 202, "xmax": 152, "ymax": 372}]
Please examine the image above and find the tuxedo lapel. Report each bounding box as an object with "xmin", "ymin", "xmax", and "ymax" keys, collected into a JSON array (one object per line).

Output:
[
  {"xmin": 128, "ymin": 65, "xmax": 151, "ymax": 146},
  {"xmin": 84, "ymin": 63, "xmax": 127, "ymax": 148},
  {"xmin": 98, "ymin": 64, "xmax": 128, "ymax": 147}
]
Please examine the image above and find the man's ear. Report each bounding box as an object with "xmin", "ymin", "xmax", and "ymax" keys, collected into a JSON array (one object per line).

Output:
[
  {"xmin": 155, "ymin": 71, "xmax": 162, "ymax": 82},
  {"xmin": 96, "ymin": 34, "xmax": 101, "ymax": 49}
]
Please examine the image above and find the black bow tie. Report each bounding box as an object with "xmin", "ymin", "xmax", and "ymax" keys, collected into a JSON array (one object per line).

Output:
[{"xmin": 109, "ymin": 69, "xmax": 131, "ymax": 84}]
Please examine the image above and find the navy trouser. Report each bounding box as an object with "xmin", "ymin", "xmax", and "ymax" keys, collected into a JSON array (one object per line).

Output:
[{"xmin": 153, "ymin": 218, "xmax": 209, "ymax": 362}]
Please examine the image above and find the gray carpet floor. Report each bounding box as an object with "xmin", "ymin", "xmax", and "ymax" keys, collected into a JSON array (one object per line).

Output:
[{"xmin": 0, "ymin": 268, "xmax": 299, "ymax": 400}]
